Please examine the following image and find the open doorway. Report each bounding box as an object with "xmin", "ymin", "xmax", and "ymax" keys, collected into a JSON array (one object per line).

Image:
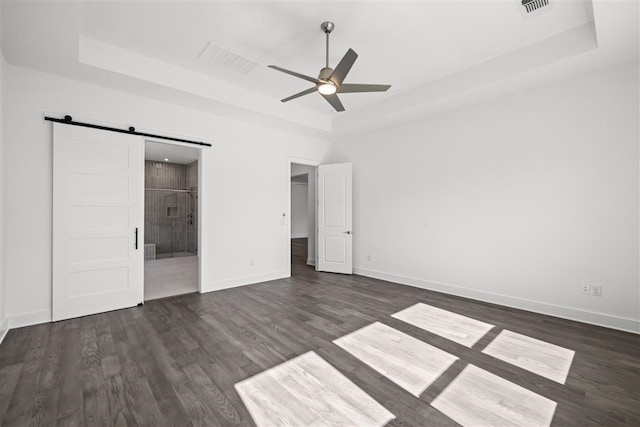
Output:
[
  {"xmin": 290, "ymin": 163, "xmax": 317, "ymax": 276},
  {"xmin": 144, "ymin": 141, "xmax": 200, "ymax": 300}
]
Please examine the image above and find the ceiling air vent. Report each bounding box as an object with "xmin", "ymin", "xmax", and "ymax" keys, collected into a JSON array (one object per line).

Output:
[
  {"xmin": 518, "ymin": 0, "xmax": 554, "ymax": 20},
  {"xmin": 197, "ymin": 42, "xmax": 258, "ymax": 75}
]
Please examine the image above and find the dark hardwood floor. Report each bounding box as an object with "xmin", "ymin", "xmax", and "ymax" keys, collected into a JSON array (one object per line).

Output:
[{"xmin": 0, "ymin": 239, "xmax": 638, "ymax": 426}]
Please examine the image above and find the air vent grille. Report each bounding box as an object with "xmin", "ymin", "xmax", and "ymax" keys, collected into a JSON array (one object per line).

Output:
[
  {"xmin": 519, "ymin": 0, "xmax": 553, "ymax": 20},
  {"xmin": 523, "ymin": 0, "xmax": 548, "ymax": 13},
  {"xmin": 197, "ymin": 42, "xmax": 258, "ymax": 75}
]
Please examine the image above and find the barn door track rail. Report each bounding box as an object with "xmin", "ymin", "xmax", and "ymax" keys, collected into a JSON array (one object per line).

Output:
[{"xmin": 44, "ymin": 114, "xmax": 211, "ymax": 147}]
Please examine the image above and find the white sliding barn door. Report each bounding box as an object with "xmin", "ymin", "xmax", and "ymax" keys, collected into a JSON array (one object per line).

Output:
[
  {"xmin": 317, "ymin": 163, "xmax": 352, "ymax": 274},
  {"xmin": 53, "ymin": 124, "xmax": 144, "ymax": 321}
]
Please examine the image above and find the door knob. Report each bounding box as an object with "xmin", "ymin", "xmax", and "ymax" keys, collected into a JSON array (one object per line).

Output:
[{"xmin": 344, "ymin": 231, "xmax": 351, "ymax": 234}]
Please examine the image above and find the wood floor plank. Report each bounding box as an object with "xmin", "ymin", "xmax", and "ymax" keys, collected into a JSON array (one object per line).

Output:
[
  {"xmin": 196, "ymin": 358, "xmax": 256, "ymax": 426},
  {"xmin": 105, "ymin": 374, "xmax": 137, "ymax": 427},
  {"xmin": 432, "ymin": 364, "xmax": 557, "ymax": 427},
  {"xmin": 127, "ymin": 319, "xmax": 187, "ymax": 386},
  {"xmin": 235, "ymin": 351, "xmax": 394, "ymax": 427},
  {"xmin": 79, "ymin": 327, "xmax": 110, "ymax": 427},
  {"xmin": 482, "ymin": 329, "xmax": 576, "ymax": 383},
  {"xmin": 174, "ymin": 380, "xmax": 229, "ymax": 427},
  {"xmin": 55, "ymin": 325, "xmax": 83, "ymax": 424},
  {"xmin": 125, "ymin": 377, "xmax": 167, "ymax": 426},
  {"xmin": 392, "ymin": 302, "xmax": 495, "ymax": 347},
  {"xmin": 0, "ymin": 363, "xmax": 23, "ymax": 418},
  {"xmin": 289, "ymin": 352, "xmax": 395, "ymax": 426},
  {"xmin": 100, "ymin": 355, "xmax": 122, "ymax": 379},
  {"xmin": 334, "ymin": 322, "xmax": 458, "ymax": 397},
  {"xmin": 153, "ymin": 393, "xmax": 195, "ymax": 427},
  {"xmin": 0, "ymin": 238, "xmax": 637, "ymax": 426},
  {"xmin": 182, "ymin": 364, "xmax": 242, "ymax": 426},
  {"xmin": 82, "ymin": 385, "xmax": 109, "ymax": 427},
  {"xmin": 30, "ymin": 322, "xmax": 65, "ymax": 427},
  {"xmin": 3, "ymin": 327, "xmax": 50, "ymax": 426}
]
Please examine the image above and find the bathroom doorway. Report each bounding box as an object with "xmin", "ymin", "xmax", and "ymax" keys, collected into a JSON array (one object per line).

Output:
[
  {"xmin": 290, "ymin": 161, "xmax": 318, "ymax": 277},
  {"xmin": 144, "ymin": 141, "xmax": 200, "ymax": 300}
]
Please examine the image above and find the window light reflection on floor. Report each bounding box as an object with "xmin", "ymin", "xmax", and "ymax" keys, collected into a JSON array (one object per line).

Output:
[{"xmin": 234, "ymin": 351, "xmax": 395, "ymax": 427}]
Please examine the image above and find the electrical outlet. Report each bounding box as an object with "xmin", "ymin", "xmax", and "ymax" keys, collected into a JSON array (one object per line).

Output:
[
  {"xmin": 249, "ymin": 258, "xmax": 255, "ymax": 266},
  {"xmin": 366, "ymin": 255, "xmax": 371, "ymax": 262},
  {"xmin": 592, "ymin": 285, "xmax": 603, "ymax": 297},
  {"xmin": 581, "ymin": 283, "xmax": 591, "ymax": 295}
]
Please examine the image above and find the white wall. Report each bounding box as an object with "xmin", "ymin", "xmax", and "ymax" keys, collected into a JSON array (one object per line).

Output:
[
  {"xmin": 332, "ymin": 62, "xmax": 640, "ymax": 333},
  {"xmin": 2, "ymin": 58, "xmax": 637, "ymax": 334},
  {"xmin": 3, "ymin": 64, "xmax": 331, "ymax": 328},
  {"xmin": 291, "ymin": 163, "xmax": 317, "ymax": 264},
  {"xmin": 0, "ymin": 4, "xmax": 7, "ymax": 339},
  {"xmin": 291, "ymin": 182, "xmax": 308, "ymax": 238}
]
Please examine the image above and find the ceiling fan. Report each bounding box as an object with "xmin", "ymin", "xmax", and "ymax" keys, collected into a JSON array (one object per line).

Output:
[{"xmin": 268, "ymin": 21, "xmax": 391, "ymax": 112}]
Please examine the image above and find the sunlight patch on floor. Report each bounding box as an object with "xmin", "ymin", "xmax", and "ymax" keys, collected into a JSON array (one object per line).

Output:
[
  {"xmin": 234, "ymin": 351, "xmax": 395, "ymax": 427},
  {"xmin": 235, "ymin": 302, "xmax": 574, "ymax": 426},
  {"xmin": 482, "ymin": 329, "xmax": 575, "ymax": 383},
  {"xmin": 392, "ymin": 302, "xmax": 494, "ymax": 347},
  {"xmin": 432, "ymin": 364, "xmax": 557, "ymax": 427},
  {"xmin": 334, "ymin": 322, "xmax": 458, "ymax": 397}
]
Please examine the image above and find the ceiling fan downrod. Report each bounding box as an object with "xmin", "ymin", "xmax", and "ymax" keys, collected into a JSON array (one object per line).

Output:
[{"xmin": 321, "ymin": 21, "xmax": 334, "ymax": 68}]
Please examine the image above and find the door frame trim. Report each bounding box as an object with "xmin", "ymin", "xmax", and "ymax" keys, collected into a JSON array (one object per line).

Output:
[
  {"xmin": 287, "ymin": 157, "xmax": 321, "ymax": 277},
  {"xmin": 143, "ymin": 138, "xmax": 205, "ymax": 294}
]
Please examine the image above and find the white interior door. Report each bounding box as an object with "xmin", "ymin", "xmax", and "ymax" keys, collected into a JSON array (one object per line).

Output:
[
  {"xmin": 53, "ymin": 123, "xmax": 144, "ymax": 321},
  {"xmin": 317, "ymin": 163, "xmax": 352, "ymax": 274}
]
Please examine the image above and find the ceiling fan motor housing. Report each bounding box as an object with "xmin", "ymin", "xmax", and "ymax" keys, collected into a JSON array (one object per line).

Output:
[{"xmin": 318, "ymin": 67, "xmax": 333, "ymax": 81}]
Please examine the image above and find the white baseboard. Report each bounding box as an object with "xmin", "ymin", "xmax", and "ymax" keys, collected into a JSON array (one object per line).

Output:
[
  {"xmin": 203, "ymin": 269, "xmax": 288, "ymax": 293},
  {"xmin": 6, "ymin": 309, "xmax": 52, "ymax": 330},
  {"xmin": 354, "ymin": 266, "xmax": 640, "ymax": 334},
  {"xmin": 291, "ymin": 234, "xmax": 308, "ymax": 239},
  {"xmin": 307, "ymin": 258, "xmax": 316, "ymax": 266},
  {"xmin": 0, "ymin": 317, "xmax": 8, "ymax": 345},
  {"xmin": 4, "ymin": 268, "xmax": 635, "ymax": 340},
  {"xmin": 2, "ymin": 270, "xmax": 288, "ymax": 333}
]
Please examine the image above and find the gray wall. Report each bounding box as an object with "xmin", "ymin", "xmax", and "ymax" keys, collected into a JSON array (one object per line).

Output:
[{"xmin": 145, "ymin": 160, "xmax": 198, "ymax": 255}]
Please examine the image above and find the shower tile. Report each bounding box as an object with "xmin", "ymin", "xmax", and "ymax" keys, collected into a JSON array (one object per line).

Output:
[{"xmin": 145, "ymin": 160, "xmax": 196, "ymax": 256}]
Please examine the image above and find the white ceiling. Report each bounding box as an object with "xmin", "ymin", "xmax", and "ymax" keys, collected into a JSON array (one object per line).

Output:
[
  {"xmin": 78, "ymin": 0, "xmax": 593, "ymax": 110},
  {"xmin": 145, "ymin": 141, "xmax": 199, "ymax": 164},
  {"xmin": 1, "ymin": 1, "xmax": 638, "ymax": 136}
]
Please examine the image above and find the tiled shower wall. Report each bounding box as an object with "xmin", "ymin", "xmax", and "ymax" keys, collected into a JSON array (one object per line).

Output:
[
  {"xmin": 145, "ymin": 160, "xmax": 198, "ymax": 255},
  {"xmin": 186, "ymin": 161, "xmax": 198, "ymax": 254}
]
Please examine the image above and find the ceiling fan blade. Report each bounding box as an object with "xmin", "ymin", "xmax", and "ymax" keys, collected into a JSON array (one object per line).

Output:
[
  {"xmin": 281, "ymin": 87, "xmax": 317, "ymax": 103},
  {"xmin": 329, "ymin": 48, "xmax": 358, "ymax": 85},
  {"xmin": 338, "ymin": 83, "xmax": 391, "ymax": 94},
  {"xmin": 268, "ymin": 65, "xmax": 322, "ymax": 84},
  {"xmin": 321, "ymin": 94, "xmax": 345, "ymax": 112}
]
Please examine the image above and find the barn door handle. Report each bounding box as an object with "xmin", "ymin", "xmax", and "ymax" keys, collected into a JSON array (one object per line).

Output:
[{"xmin": 135, "ymin": 227, "xmax": 139, "ymax": 250}]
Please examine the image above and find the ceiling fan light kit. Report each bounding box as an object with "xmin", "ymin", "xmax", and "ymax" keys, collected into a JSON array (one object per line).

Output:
[
  {"xmin": 318, "ymin": 82, "xmax": 337, "ymax": 95},
  {"xmin": 268, "ymin": 21, "xmax": 391, "ymax": 112}
]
